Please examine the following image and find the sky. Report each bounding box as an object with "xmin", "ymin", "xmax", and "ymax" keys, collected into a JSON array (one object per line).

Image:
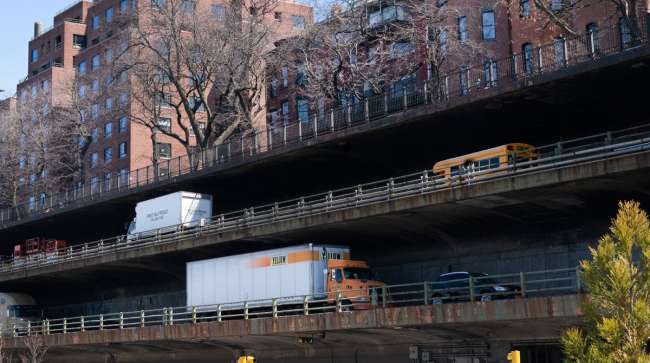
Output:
[{"xmin": 0, "ymin": 1, "xmax": 71, "ymax": 99}]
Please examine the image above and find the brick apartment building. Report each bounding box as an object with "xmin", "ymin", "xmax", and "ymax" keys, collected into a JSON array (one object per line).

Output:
[
  {"xmin": 14, "ymin": 0, "xmax": 312, "ymax": 204},
  {"xmin": 265, "ymin": 0, "xmax": 649, "ymax": 127}
]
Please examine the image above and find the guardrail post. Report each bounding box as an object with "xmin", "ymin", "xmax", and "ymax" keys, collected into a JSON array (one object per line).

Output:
[
  {"xmin": 168, "ymin": 307, "xmax": 174, "ymax": 326},
  {"xmin": 141, "ymin": 310, "xmax": 146, "ymax": 327},
  {"xmin": 46, "ymin": 319, "xmax": 50, "ymax": 335},
  {"xmin": 119, "ymin": 312, "xmax": 124, "ymax": 329},
  {"xmin": 563, "ymin": 39, "xmax": 569, "ymax": 66},
  {"xmin": 227, "ymin": 142, "xmax": 232, "ymax": 161},
  {"xmin": 387, "ymin": 178, "xmax": 394, "ymax": 199},
  {"xmin": 589, "ymin": 29, "xmax": 596, "ymax": 57},
  {"xmin": 424, "ymin": 282, "xmax": 430, "ymax": 305},
  {"xmin": 555, "ymin": 142, "xmax": 563, "ymax": 155},
  {"xmin": 304, "ymin": 296, "xmax": 309, "ymax": 316},
  {"xmin": 382, "ymin": 286, "xmax": 387, "ymax": 308},
  {"xmin": 217, "ymin": 304, "xmax": 222, "ymax": 322},
  {"xmin": 63, "ymin": 318, "xmax": 67, "ymax": 334},
  {"xmin": 298, "ymin": 121, "xmax": 303, "ymax": 141},
  {"xmin": 423, "ymin": 83, "xmax": 429, "ymax": 104},
  {"xmin": 272, "ymin": 299, "xmax": 278, "ymax": 318},
  {"xmin": 192, "ymin": 306, "xmax": 197, "ymax": 324},
  {"xmin": 537, "ymin": 47, "xmax": 544, "ymax": 72},
  {"xmin": 520, "ymin": 272, "xmax": 527, "ymax": 298},
  {"xmin": 244, "ymin": 302, "xmax": 249, "ymax": 320},
  {"xmin": 100, "ymin": 314, "xmax": 104, "ymax": 330},
  {"xmin": 403, "ymin": 88, "xmax": 408, "ymax": 109},
  {"xmin": 12, "ymin": 324, "xmax": 17, "ymax": 338},
  {"xmin": 384, "ymin": 93, "xmax": 389, "ymax": 114},
  {"xmin": 347, "ymin": 104, "xmax": 352, "ymax": 126},
  {"xmin": 313, "ymin": 114, "xmax": 318, "ymax": 137},
  {"xmin": 27, "ymin": 321, "xmax": 31, "ymax": 336},
  {"xmin": 336, "ymin": 292, "xmax": 343, "ymax": 313},
  {"xmin": 330, "ymin": 109, "xmax": 335, "ymax": 131},
  {"xmin": 511, "ymin": 54, "xmax": 518, "ymax": 79},
  {"xmin": 469, "ymin": 277, "xmax": 475, "ymax": 302},
  {"xmin": 80, "ymin": 316, "xmax": 85, "ymax": 332}
]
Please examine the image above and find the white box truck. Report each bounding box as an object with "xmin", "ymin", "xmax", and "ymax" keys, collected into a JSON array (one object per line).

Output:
[
  {"xmin": 127, "ymin": 191, "xmax": 213, "ymax": 238},
  {"xmin": 186, "ymin": 244, "xmax": 384, "ymax": 310}
]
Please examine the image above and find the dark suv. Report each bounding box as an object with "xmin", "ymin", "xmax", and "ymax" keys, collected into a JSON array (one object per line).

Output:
[{"xmin": 431, "ymin": 272, "xmax": 520, "ymax": 304}]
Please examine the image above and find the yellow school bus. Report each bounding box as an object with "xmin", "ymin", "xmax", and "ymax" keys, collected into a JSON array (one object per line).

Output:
[{"xmin": 432, "ymin": 143, "xmax": 537, "ymax": 179}]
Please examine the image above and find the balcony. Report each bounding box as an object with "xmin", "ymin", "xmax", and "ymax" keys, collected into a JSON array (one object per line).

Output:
[{"xmin": 368, "ymin": 5, "xmax": 408, "ymax": 28}]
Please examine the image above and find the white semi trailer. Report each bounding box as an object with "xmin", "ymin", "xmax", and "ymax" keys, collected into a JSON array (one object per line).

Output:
[
  {"xmin": 186, "ymin": 244, "xmax": 384, "ymax": 310},
  {"xmin": 127, "ymin": 191, "xmax": 213, "ymax": 239}
]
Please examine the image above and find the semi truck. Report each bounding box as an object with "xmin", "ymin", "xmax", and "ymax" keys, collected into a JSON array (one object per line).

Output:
[
  {"xmin": 126, "ymin": 191, "xmax": 213, "ymax": 239},
  {"xmin": 186, "ymin": 244, "xmax": 384, "ymax": 311}
]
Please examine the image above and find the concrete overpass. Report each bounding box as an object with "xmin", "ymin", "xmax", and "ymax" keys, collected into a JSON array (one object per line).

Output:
[
  {"xmin": 2, "ymin": 295, "xmax": 583, "ymax": 363},
  {"xmin": 0, "ymin": 133, "xmax": 649, "ymax": 309},
  {"xmin": 2, "ymin": 29, "xmax": 650, "ymax": 243}
]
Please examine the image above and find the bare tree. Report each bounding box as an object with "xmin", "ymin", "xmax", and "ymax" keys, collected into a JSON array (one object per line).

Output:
[
  {"xmin": 0, "ymin": 105, "xmax": 24, "ymax": 208},
  {"xmin": 18, "ymin": 335, "xmax": 47, "ymax": 363},
  {"xmin": 115, "ymin": 0, "xmax": 286, "ymax": 169}
]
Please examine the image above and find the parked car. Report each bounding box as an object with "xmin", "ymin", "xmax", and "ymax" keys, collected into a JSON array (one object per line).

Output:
[{"xmin": 431, "ymin": 272, "xmax": 520, "ymax": 304}]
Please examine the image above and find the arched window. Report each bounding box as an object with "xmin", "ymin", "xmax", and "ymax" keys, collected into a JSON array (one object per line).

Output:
[{"xmin": 586, "ymin": 23, "xmax": 599, "ymax": 55}]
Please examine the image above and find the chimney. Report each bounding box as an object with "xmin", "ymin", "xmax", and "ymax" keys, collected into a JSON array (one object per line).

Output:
[{"xmin": 34, "ymin": 22, "xmax": 43, "ymax": 38}]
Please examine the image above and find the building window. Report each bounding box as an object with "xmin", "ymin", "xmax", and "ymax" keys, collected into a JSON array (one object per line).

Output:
[
  {"xmin": 292, "ymin": 15, "xmax": 305, "ymax": 29},
  {"xmin": 520, "ymin": 0, "xmax": 530, "ymax": 16},
  {"xmin": 105, "ymin": 48, "xmax": 113, "ymax": 63},
  {"xmin": 439, "ymin": 30, "xmax": 448, "ymax": 56},
  {"xmin": 79, "ymin": 85, "xmax": 87, "ymax": 99},
  {"xmin": 78, "ymin": 61, "xmax": 87, "ymax": 75},
  {"xmin": 181, "ymin": 0, "xmax": 195, "ymax": 13},
  {"xmin": 92, "ymin": 54, "xmax": 101, "ymax": 71},
  {"xmin": 156, "ymin": 143, "xmax": 172, "ymax": 159},
  {"xmin": 29, "ymin": 196, "xmax": 35, "ymax": 211},
  {"xmin": 270, "ymin": 79, "xmax": 278, "ymax": 97},
  {"xmin": 104, "ymin": 172, "xmax": 112, "ymax": 190},
  {"xmin": 296, "ymin": 64, "xmax": 307, "ymax": 86},
  {"xmin": 121, "ymin": 0, "xmax": 129, "ymax": 12},
  {"xmin": 274, "ymin": 12, "xmax": 282, "ymax": 21},
  {"xmin": 483, "ymin": 59, "xmax": 497, "ymax": 88},
  {"xmin": 92, "ymin": 79, "xmax": 100, "ymax": 94},
  {"xmin": 620, "ymin": 17, "xmax": 633, "ymax": 49},
  {"xmin": 437, "ymin": 0, "xmax": 447, "ymax": 6},
  {"xmin": 586, "ymin": 23, "xmax": 599, "ymax": 54},
  {"xmin": 42, "ymin": 80, "xmax": 49, "ymax": 92},
  {"xmin": 91, "ymin": 152, "xmax": 99, "ymax": 168},
  {"xmin": 119, "ymin": 116, "xmax": 128, "ymax": 132},
  {"xmin": 31, "ymin": 49, "xmax": 39, "ymax": 63},
  {"xmin": 73, "ymin": 35, "xmax": 86, "ymax": 48},
  {"xmin": 458, "ymin": 16, "xmax": 468, "ymax": 43},
  {"xmin": 120, "ymin": 92, "xmax": 129, "ymax": 107},
  {"xmin": 158, "ymin": 92, "xmax": 172, "ymax": 108},
  {"xmin": 119, "ymin": 168, "xmax": 129, "ymax": 185},
  {"xmin": 189, "ymin": 96, "xmax": 205, "ymax": 112},
  {"xmin": 93, "ymin": 15, "xmax": 101, "ymax": 30},
  {"xmin": 91, "ymin": 104, "xmax": 99, "ymax": 119},
  {"xmin": 551, "ymin": 0, "xmax": 562, "ymax": 11},
  {"xmin": 553, "ymin": 37, "xmax": 566, "ymax": 67},
  {"xmin": 105, "ymin": 122, "xmax": 113, "ymax": 138},
  {"xmin": 390, "ymin": 41, "xmax": 415, "ymax": 58},
  {"xmin": 153, "ymin": 0, "xmax": 166, "ymax": 9},
  {"xmin": 119, "ymin": 142, "xmax": 128, "ymax": 159},
  {"xmin": 459, "ymin": 66, "xmax": 470, "ymax": 95},
  {"xmin": 157, "ymin": 117, "xmax": 171, "ymax": 133},
  {"xmin": 296, "ymin": 98, "xmax": 309, "ymax": 122},
  {"xmin": 92, "ymin": 128, "xmax": 99, "ymax": 143},
  {"xmin": 522, "ymin": 42, "xmax": 534, "ymax": 73},
  {"xmin": 212, "ymin": 4, "xmax": 225, "ymax": 20},
  {"xmin": 281, "ymin": 101, "xmax": 289, "ymax": 125},
  {"xmin": 269, "ymin": 110, "xmax": 279, "ymax": 129},
  {"xmin": 281, "ymin": 66, "xmax": 289, "ymax": 87},
  {"xmin": 482, "ymin": 10, "xmax": 496, "ymax": 40},
  {"xmin": 106, "ymin": 98, "xmax": 113, "ymax": 113},
  {"xmin": 104, "ymin": 147, "xmax": 113, "ymax": 163},
  {"xmin": 106, "ymin": 7, "xmax": 114, "ymax": 22}
]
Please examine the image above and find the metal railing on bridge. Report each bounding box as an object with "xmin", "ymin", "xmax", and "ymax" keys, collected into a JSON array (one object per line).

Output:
[
  {"xmin": 2, "ymin": 19, "xmax": 647, "ymax": 226},
  {"xmin": 1, "ymin": 122, "xmax": 650, "ymax": 274},
  {"xmin": 3, "ymin": 267, "xmax": 582, "ymax": 338}
]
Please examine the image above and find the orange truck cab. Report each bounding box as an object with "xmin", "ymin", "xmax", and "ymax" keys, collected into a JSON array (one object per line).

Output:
[{"xmin": 326, "ymin": 259, "xmax": 384, "ymax": 309}]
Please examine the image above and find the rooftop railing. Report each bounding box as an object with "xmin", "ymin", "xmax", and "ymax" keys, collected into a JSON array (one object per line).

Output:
[
  {"xmin": 1, "ymin": 121, "xmax": 649, "ymax": 275},
  {"xmin": 3, "ymin": 18, "xmax": 648, "ymax": 227},
  {"xmin": 3, "ymin": 267, "xmax": 582, "ymax": 338}
]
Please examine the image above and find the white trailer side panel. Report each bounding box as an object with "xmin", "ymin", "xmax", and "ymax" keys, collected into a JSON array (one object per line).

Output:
[
  {"xmin": 187, "ymin": 245, "xmax": 350, "ymax": 307},
  {"xmin": 134, "ymin": 192, "xmax": 212, "ymax": 235}
]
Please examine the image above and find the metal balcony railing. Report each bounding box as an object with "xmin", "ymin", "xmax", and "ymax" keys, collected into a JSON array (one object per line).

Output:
[
  {"xmin": 4, "ymin": 19, "xmax": 648, "ymax": 227},
  {"xmin": 1, "ymin": 122, "xmax": 650, "ymax": 274},
  {"xmin": 3, "ymin": 267, "xmax": 581, "ymax": 338}
]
